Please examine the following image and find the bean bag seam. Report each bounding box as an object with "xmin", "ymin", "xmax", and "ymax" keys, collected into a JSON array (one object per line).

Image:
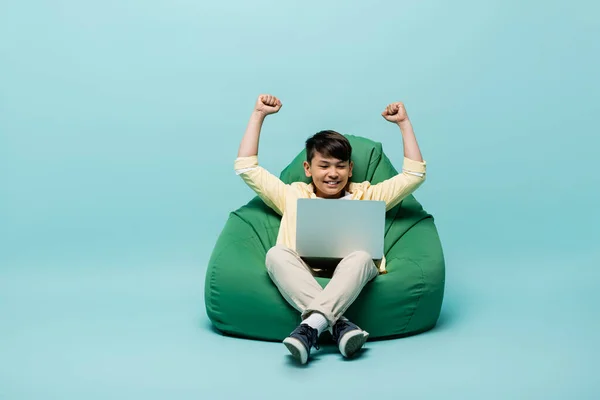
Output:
[
  {"xmin": 384, "ymin": 214, "xmax": 432, "ymax": 258},
  {"xmin": 231, "ymin": 208, "xmax": 266, "ymax": 244},
  {"xmin": 383, "ymin": 204, "xmax": 403, "ymax": 240},
  {"xmin": 231, "ymin": 206, "xmax": 279, "ymax": 253},
  {"xmin": 387, "ymin": 256, "xmax": 426, "ymax": 333},
  {"xmin": 366, "ymin": 145, "xmax": 382, "ymax": 182}
]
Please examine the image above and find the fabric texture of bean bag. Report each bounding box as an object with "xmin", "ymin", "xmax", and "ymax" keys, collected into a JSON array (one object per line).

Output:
[{"xmin": 204, "ymin": 134, "xmax": 445, "ymax": 341}]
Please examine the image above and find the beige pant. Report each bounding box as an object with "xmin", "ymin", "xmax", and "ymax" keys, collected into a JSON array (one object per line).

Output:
[{"xmin": 265, "ymin": 245, "xmax": 379, "ymax": 327}]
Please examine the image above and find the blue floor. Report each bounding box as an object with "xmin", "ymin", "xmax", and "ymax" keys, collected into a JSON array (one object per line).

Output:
[{"xmin": 2, "ymin": 251, "xmax": 598, "ymax": 399}]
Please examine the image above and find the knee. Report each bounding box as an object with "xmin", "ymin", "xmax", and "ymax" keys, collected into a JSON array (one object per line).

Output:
[
  {"xmin": 339, "ymin": 250, "xmax": 375, "ymax": 271},
  {"xmin": 266, "ymin": 245, "xmax": 289, "ymax": 261},
  {"xmin": 349, "ymin": 250, "xmax": 373, "ymax": 264}
]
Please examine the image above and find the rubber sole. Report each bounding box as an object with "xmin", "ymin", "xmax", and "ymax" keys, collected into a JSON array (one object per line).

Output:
[
  {"xmin": 283, "ymin": 337, "xmax": 308, "ymax": 364},
  {"xmin": 339, "ymin": 330, "xmax": 369, "ymax": 358}
]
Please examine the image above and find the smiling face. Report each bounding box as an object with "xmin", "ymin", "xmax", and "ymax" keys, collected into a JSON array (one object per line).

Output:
[{"xmin": 303, "ymin": 152, "xmax": 353, "ymax": 198}]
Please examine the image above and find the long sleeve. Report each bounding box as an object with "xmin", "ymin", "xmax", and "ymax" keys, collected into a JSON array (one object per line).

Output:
[
  {"xmin": 234, "ymin": 155, "xmax": 288, "ymax": 215},
  {"xmin": 364, "ymin": 157, "xmax": 427, "ymax": 210}
]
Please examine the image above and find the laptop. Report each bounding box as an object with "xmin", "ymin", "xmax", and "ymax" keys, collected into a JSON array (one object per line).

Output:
[{"xmin": 295, "ymin": 198, "xmax": 386, "ymax": 261}]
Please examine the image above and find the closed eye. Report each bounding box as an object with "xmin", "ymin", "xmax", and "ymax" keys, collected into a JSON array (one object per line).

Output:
[{"xmin": 319, "ymin": 163, "xmax": 348, "ymax": 169}]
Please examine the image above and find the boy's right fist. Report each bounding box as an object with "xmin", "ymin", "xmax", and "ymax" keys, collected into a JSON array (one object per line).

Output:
[{"xmin": 255, "ymin": 94, "xmax": 282, "ymax": 116}]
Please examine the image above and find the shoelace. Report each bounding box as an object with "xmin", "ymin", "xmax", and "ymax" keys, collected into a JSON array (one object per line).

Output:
[
  {"xmin": 332, "ymin": 320, "xmax": 350, "ymax": 343},
  {"xmin": 297, "ymin": 324, "xmax": 320, "ymax": 350}
]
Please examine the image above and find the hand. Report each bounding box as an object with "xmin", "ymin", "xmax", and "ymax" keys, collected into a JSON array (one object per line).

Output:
[
  {"xmin": 381, "ymin": 102, "xmax": 409, "ymax": 124},
  {"xmin": 254, "ymin": 94, "xmax": 282, "ymax": 116}
]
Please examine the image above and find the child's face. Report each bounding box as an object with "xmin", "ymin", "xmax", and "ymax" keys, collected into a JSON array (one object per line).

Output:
[{"xmin": 303, "ymin": 152, "xmax": 353, "ymax": 198}]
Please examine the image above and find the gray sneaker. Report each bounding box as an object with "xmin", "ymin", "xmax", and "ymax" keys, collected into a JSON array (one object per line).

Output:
[{"xmin": 332, "ymin": 319, "xmax": 369, "ymax": 358}]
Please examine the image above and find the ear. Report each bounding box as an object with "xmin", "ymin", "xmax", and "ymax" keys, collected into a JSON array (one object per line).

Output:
[
  {"xmin": 303, "ymin": 161, "xmax": 312, "ymax": 177},
  {"xmin": 349, "ymin": 160, "xmax": 354, "ymax": 177}
]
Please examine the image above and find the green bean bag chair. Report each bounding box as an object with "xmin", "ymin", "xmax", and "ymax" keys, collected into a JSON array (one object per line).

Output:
[{"xmin": 204, "ymin": 135, "xmax": 445, "ymax": 342}]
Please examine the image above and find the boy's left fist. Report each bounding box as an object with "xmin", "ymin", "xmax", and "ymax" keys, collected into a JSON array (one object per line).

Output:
[{"xmin": 381, "ymin": 102, "xmax": 409, "ymax": 124}]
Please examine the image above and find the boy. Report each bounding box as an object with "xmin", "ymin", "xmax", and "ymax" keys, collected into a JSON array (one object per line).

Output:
[{"xmin": 235, "ymin": 94, "xmax": 426, "ymax": 364}]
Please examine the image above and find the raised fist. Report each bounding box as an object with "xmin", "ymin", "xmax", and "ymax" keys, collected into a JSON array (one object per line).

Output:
[
  {"xmin": 381, "ymin": 102, "xmax": 409, "ymax": 124},
  {"xmin": 255, "ymin": 94, "xmax": 282, "ymax": 116}
]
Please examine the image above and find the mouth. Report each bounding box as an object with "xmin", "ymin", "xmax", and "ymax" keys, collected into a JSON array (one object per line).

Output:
[{"xmin": 324, "ymin": 181, "xmax": 341, "ymax": 188}]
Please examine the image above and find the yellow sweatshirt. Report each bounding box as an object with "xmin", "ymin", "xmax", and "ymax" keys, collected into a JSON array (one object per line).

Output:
[{"xmin": 234, "ymin": 155, "xmax": 427, "ymax": 274}]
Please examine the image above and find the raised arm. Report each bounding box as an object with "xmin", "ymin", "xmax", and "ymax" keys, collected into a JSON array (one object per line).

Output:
[
  {"xmin": 381, "ymin": 102, "xmax": 423, "ymax": 162},
  {"xmin": 238, "ymin": 95, "xmax": 282, "ymax": 157},
  {"xmin": 365, "ymin": 102, "xmax": 427, "ymax": 209},
  {"xmin": 235, "ymin": 94, "xmax": 288, "ymax": 215}
]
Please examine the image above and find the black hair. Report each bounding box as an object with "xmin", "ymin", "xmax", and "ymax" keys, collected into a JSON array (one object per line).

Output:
[{"xmin": 305, "ymin": 130, "xmax": 352, "ymax": 164}]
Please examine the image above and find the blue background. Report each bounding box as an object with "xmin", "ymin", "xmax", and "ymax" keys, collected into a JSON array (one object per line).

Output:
[{"xmin": 1, "ymin": 0, "xmax": 599, "ymax": 398}]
